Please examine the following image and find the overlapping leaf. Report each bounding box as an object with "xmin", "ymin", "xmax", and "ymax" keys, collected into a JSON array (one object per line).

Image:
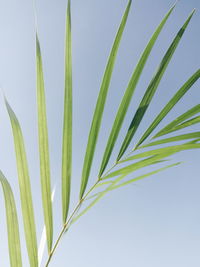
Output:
[
  {"xmin": 98, "ymin": 3, "xmax": 176, "ymax": 177},
  {"xmin": 153, "ymin": 104, "xmax": 200, "ymax": 138},
  {"xmin": 117, "ymin": 10, "xmax": 195, "ymax": 160},
  {"xmin": 135, "ymin": 69, "xmax": 200, "ymax": 148}
]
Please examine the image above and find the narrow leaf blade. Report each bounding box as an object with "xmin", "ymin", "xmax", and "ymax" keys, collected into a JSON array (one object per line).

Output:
[
  {"xmin": 5, "ymin": 99, "xmax": 38, "ymax": 267},
  {"xmin": 80, "ymin": 0, "xmax": 132, "ymax": 198},
  {"xmin": 99, "ymin": 3, "xmax": 176, "ymax": 177},
  {"xmin": 153, "ymin": 104, "xmax": 200, "ymax": 138},
  {"xmin": 117, "ymin": 9, "xmax": 196, "ymax": 160},
  {"xmin": 136, "ymin": 69, "xmax": 200, "ymax": 148},
  {"xmin": 36, "ymin": 34, "xmax": 53, "ymax": 253},
  {"xmin": 0, "ymin": 171, "xmax": 22, "ymax": 267},
  {"xmin": 140, "ymin": 132, "xmax": 200, "ymax": 148},
  {"xmin": 62, "ymin": 0, "xmax": 73, "ymax": 224}
]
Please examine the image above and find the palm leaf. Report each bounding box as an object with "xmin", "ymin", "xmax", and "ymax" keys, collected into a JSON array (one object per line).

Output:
[
  {"xmin": 90, "ymin": 162, "xmax": 181, "ymax": 199},
  {"xmin": 135, "ymin": 69, "xmax": 200, "ymax": 148},
  {"xmin": 139, "ymin": 132, "xmax": 200, "ymax": 148},
  {"xmin": 36, "ymin": 34, "xmax": 53, "ymax": 253},
  {"xmin": 121, "ymin": 143, "xmax": 200, "ymax": 162},
  {"xmin": 74, "ymin": 174, "xmax": 126, "ymax": 223},
  {"xmin": 38, "ymin": 186, "xmax": 56, "ymax": 267},
  {"xmin": 111, "ymin": 162, "xmax": 181, "ymax": 190},
  {"xmin": 62, "ymin": 0, "xmax": 73, "ymax": 224},
  {"xmin": 5, "ymin": 99, "xmax": 38, "ymax": 267},
  {"xmin": 79, "ymin": 0, "xmax": 132, "ymax": 199},
  {"xmin": 0, "ymin": 171, "xmax": 22, "ymax": 267},
  {"xmin": 117, "ymin": 9, "xmax": 195, "ymax": 161},
  {"xmin": 98, "ymin": 3, "xmax": 176, "ymax": 177},
  {"xmin": 104, "ymin": 143, "xmax": 200, "ymax": 179},
  {"xmin": 153, "ymin": 104, "xmax": 200, "ymax": 138}
]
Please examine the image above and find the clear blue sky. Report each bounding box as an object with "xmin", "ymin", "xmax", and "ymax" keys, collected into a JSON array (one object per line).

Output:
[{"xmin": 0, "ymin": 0, "xmax": 199, "ymax": 266}]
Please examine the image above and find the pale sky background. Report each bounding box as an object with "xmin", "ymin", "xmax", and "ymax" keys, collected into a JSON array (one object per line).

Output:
[{"xmin": 0, "ymin": 0, "xmax": 199, "ymax": 266}]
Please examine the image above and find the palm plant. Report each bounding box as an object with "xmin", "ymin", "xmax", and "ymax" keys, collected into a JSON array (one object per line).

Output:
[{"xmin": 0, "ymin": 0, "xmax": 199, "ymax": 266}]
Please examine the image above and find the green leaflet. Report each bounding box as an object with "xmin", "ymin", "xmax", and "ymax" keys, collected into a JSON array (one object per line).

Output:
[
  {"xmin": 0, "ymin": 171, "xmax": 22, "ymax": 267},
  {"xmin": 157, "ymin": 116, "xmax": 200, "ymax": 136},
  {"xmin": 74, "ymin": 162, "xmax": 180, "ymax": 222},
  {"xmin": 74, "ymin": 174, "xmax": 126, "ymax": 224},
  {"xmin": 80, "ymin": 0, "xmax": 132, "ymax": 199},
  {"xmin": 153, "ymin": 104, "xmax": 200, "ymax": 138},
  {"xmin": 102, "ymin": 152, "xmax": 176, "ymax": 179},
  {"xmin": 117, "ymin": 9, "xmax": 196, "ymax": 161},
  {"xmin": 112, "ymin": 162, "xmax": 181, "ymax": 190},
  {"xmin": 62, "ymin": 0, "xmax": 73, "ymax": 224},
  {"xmin": 90, "ymin": 162, "xmax": 181, "ymax": 199},
  {"xmin": 5, "ymin": 99, "xmax": 38, "ymax": 267},
  {"xmin": 98, "ymin": 3, "xmax": 176, "ymax": 177},
  {"xmin": 36, "ymin": 34, "xmax": 53, "ymax": 253},
  {"xmin": 139, "ymin": 132, "xmax": 200, "ymax": 148},
  {"xmin": 103, "ymin": 143, "xmax": 200, "ymax": 179},
  {"xmin": 135, "ymin": 69, "xmax": 200, "ymax": 148},
  {"xmin": 122, "ymin": 143, "xmax": 200, "ymax": 162}
]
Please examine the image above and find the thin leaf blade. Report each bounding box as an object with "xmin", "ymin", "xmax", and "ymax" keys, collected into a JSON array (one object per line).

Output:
[
  {"xmin": 153, "ymin": 104, "xmax": 200, "ymax": 138},
  {"xmin": 117, "ymin": 9, "xmax": 196, "ymax": 160},
  {"xmin": 136, "ymin": 69, "xmax": 200, "ymax": 148},
  {"xmin": 5, "ymin": 99, "xmax": 38, "ymax": 267},
  {"xmin": 0, "ymin": 171, "xmax": 22, "ymax": 267},
  {"xmin": 80, "ymin": 0, "xmax": 132, "ymax": 198},
  {"xmin": 140, "ymin": 132, "xmax": 200, "ymax": 148},
  {"xmin": 98, "ymin": 3, "xmax": 176, "ymax": 177},
  {"xmin": 62, "ymin": 0, "xmax": 73, "ymax": 224},
  {"xmin": 36, "ymin": 34, "xmax": 53, "ymax": 253}
]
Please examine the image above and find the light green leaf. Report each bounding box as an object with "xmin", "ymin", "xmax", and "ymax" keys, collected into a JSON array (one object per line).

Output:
[
  {"xmin": 140, "ymin": 132, "xmax": 200, "ymax": 148},
  {"xmin": 98, "ymin": 3, "xmax": 176, "ymax": 177},
  {"xmin": 153, "ymin": 104, "xmax": 200, "ymax": 138},
  {"xmin": 5, "ymin": 99, "xmax": 38, "ymax": 267},
  {"xmin": 74, "ymin": 175, "xmax": 126, "ymax": 223},
  {"xmin": 0, "ymin": 171, "xmax": 22, "ymax": 267},
  {"xmin": 112, "ymin": 162, "xmax": 182, "ymax": 189},
  {"xmin": 122, "ymin": 143, "xmax": 200, "ymax": 162},
  {"xmin": 158, "ymin": 116, "xmax": 200, "ymax": 136},
  {"xmin": 117, "ymin": 9, "xmax": 195, "ymax": 160},
  {"xmin": 135, "ymin": 69, "xmax": 200, "ymax": 148},
  {"xmin": 36, "ymin": 34, "xmax": 53, "ymax": 253},
  {"xmin": 62, "ymin": 0, "xmax": 73, "ymax": 224},
  {"xmin": 80, "ymin": 0, "xmax": 132, "ymax": 199},
  {"xmin": 103, "ymin": 153, "xmax": 175, "ymax": 179},
  {"xmin": 104, "ymin": 143, "xmax": 200, "ymax": 179},
  {"xmin": 94, "ymin": 162, "xmax": 181, "ymax": 197}
]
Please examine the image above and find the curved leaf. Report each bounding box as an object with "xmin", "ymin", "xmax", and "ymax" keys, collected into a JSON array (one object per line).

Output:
[
  {"xmin": 117, "ymin": 9, "xmax": 196, "ymax": 160},
  {"xmin": 135, "ymin": 69, "xmax": 200, "ymax": 148},
  {"xmin": 62, "ymin": 0, "xmax": 73, "ymax": 224},
  {"xmin": 98, "ymin": 3, "xmax": 176, "ymax": 177},
  {"xmin": 80, "ymin": 0, "xmax": 132, "ymax": 198},
  {"xmin": 36, "ymin": 34, "xmax": 53, "ymax": 253},
  {"xmin": 0, "ymin": 171, "xmax": 22, "ymax": 267},
  {"xmin": 5, "ymin": 99, "xmax": 38, "ymax": 267},
  {"xmin": 140, "ymin": 132, "xmax": 200, "ymax": 148},
  {"xmin": 153, "ymin": 104, "xmax": 200, "ymax": 138}
]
